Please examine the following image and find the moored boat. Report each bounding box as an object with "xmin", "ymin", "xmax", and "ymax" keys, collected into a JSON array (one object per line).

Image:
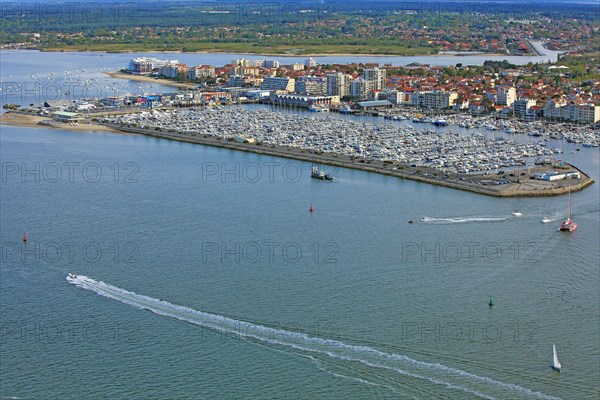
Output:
[{"xmin": 311, "ymin": 163, "xmax": 333, "ymax": 181}]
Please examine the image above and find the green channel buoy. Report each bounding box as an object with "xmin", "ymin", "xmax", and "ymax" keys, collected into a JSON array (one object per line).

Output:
[{"xmin": 488, "ymin": 297, "xmax": 494, "ymax": 307}]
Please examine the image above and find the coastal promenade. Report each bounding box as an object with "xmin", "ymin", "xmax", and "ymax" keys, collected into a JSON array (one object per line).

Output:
[{"xmin": 103, "ymin": 121, "xmax": 595, "ymax": 198}]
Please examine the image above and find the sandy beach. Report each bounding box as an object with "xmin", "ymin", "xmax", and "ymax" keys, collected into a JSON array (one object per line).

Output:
[
  {"xmin": 0, "ymin": 112, "xmax": 121, "ymax": 133},
  {"xmin": 104, "ymin": 72, "xmax": 197, "ymax": 89}
]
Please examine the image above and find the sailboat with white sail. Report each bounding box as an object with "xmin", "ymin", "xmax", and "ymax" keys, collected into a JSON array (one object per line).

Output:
[{"xmin": 551, "ymin": 344, "xmax": 562, "ymax": 372}]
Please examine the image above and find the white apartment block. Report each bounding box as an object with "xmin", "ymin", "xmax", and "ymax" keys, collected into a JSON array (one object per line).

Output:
[
  {"xmin": 326, "ymin": 73, "xmax": 350, "ymax": 97},
  {"xmin": 363, "ymin": 67, "xmax": 387, "ymax": 91},
  {"xmin": 350, "ymin": 78, "xmax": 373, "ymax": 99},
  {"xmin": 496, "ymin": 86, "xmax": 516, "ymax": 106},
  {"xmin": 187, "ymin": 66, "xmax": 215, "ymax": 80},
  {"xmin": 159, "ymin": 65, "xmax": 185, "ymax": 79},
  {"xmin": 305, "ymin": 58, "xmax": 317, "ymax": 68},
  {"xmin": 545, "ymin": 100, "xmax": 600, "ymax": 124},
  {"xmin": 295, "ymin": 77, "xmax": 327, "ymax": 96},
  {"xmin": 128, "ymin": 58, "xmax": 179, "ymax": 74},
  {"xmin": 411, "ymin": 90, "xmax": 458, "ymax": 109},
  {"xmin": 513, "ymin": 98, "xmax": 537, "ymax": 118},
  {"xmin": 260, "ymin": 77, "xmax": 295, "ymax": 92}
]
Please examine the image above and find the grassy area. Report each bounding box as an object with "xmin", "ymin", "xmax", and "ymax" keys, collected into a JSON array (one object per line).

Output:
[{"xmin": 41, "ymin": 42, "xmax": 440, "ymax": 56}]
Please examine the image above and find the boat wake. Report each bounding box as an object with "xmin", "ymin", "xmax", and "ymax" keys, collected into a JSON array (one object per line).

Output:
[
  {"xmin": 67, "ymin": 275, "xmax": 560, "ymax": 400},
  {"xmin": 541, "ymin": 215, "xmax": 563, "ymax": 224},
  {"xmin": 420, "ymin": 216, "xmax": 507, "ymax": 224}
]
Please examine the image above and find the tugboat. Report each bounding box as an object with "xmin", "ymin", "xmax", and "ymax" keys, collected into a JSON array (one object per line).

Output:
[{"xmin": 311, "ymin": 163, "xmax": 333, "ymax": 181}]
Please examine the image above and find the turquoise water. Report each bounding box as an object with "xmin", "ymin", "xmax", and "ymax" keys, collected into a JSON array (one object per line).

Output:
[{"xmin": 1, "ymin": 50, "xmax": 599, "ymax": 398}]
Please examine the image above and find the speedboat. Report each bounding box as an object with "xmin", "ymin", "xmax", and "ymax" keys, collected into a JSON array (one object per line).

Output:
[
  {"xmin": 67, "ymin": 273, "xmax": 77, "ymax": 280},
  {"xmin": 541, "ymin": 217, "xmax": 552, "ymax": 223},
  {"xmin": 512, "ymin": 210, "xmax": 522, "ymax": 217}
]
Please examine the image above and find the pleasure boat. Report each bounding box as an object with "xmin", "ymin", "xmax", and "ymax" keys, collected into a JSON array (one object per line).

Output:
[
  {"xmin": 551, "ymin": 344, "xmax": 562, "ymax": 372},
  {"xmin": 558, "ymin": 187, "xmax": 577, "ymax": 232},
  {"xmin": 512, "ymin": 210, "xmax": 522, "ymax": 217}
]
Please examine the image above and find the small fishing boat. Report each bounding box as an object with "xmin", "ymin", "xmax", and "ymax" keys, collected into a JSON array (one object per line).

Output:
[{"xmin": 311, "ymin": 163, "xmax": 333, "ymax": 181}]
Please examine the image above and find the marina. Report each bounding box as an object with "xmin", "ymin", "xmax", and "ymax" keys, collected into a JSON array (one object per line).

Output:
[
  {"xmin": 1, "ymin": 48, "xmax": 599, "ymax": 400},
  {"xmin": 96, "ymin": 107, "xmax": 594, "ymax": 197}
]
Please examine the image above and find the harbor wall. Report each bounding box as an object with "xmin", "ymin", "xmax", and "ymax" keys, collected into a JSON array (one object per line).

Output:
[{"xmin": 102, "ymin": 122, "xmax": 595, "ymax": 198}]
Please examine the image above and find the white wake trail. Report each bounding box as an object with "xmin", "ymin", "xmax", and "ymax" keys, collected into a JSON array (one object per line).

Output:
[
  {"xmin": 67, "ymin": 275, "xmax": 560, "ymax": 400},
  {"xmin": 421, "ymin": 216, "xmax": 507, "ymax": 224}
]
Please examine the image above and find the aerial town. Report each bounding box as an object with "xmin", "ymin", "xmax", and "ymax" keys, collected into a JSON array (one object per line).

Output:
[{"xmin": 116, "ymin": 55, "xmax": 600, "ymax": 126}]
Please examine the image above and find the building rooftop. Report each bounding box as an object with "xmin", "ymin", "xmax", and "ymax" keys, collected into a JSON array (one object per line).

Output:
[
  {"xmin": 52, "ymin": 111, "xmax": 81, "ymax": 117},
  {"xmin": 358, "ymin": 100, "xmax": 392, "ymax": 107}
]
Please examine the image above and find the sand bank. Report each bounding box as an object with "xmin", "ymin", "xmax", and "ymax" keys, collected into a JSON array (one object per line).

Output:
[{"xmin": 104, "ymin": 72, "xmax": 197, "ymax": 89}]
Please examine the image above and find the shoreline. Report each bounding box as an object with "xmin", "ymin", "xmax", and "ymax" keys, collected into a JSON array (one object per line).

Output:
[
  {"xmin": 101, "ymin": 122, "xmax": 595, "ymax": 198},
  {"xmin": 0, "ymin": 112, "xmax": 121, "ymax": 133},
  {"xmin": 3, "ymin": 48, "xmax": 528, "ymax": 58},
  {"xmin": 103, "ymin": 72, "xmax": 197, "ymax": 89},
  {"xmin": 2, "ymin": 111, "xmax": 593, "ymax": 197}
]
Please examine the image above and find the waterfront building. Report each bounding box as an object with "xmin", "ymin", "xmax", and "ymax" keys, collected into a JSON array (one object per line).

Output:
[
  {"xmin": 411, "ymin": 90, "xmax": 458, "ymax": 109},
  {"xmin": 572, "ymin": 103, "xmax": 600, "ymax": 124},
  {"xmin": 513, "ymin": 98, "xmax": 537, "ymax": 118},
  {"xmin": 271, "ymin": 94, "xmax": 340, "ymax": 108},
  {"xmin": 295, "ymin": 76, "xmax": 327, "ymax": 96},
  {"xmin": 187, "ymin": 65, "xmax": 215, "ymax": 80},
  {"xmin": 326, "ymin": 73, "xmax": 351, "ymax": 97},
  {"xmin": 545, "ymin": 100, "xmax": 600, "ymax": 124},
  {"xmin": 127, "ymin": 57, "xmax": 179, "ymax": 74},
  {"xmin": 357, "ymin": 100, "xmax": 393, "ymax": 110},
  {"xmin": 51, "ymin": 111, "xmax": 84, "ymax": 122},
  {"xmin": 227, "ymin": 75, "xmax": 244, "ymax": 87},
  {"xmin": 159, "ymin": 64, "xmax": 187, "ymax": 79},
  {"xmin": 383, "ymin": 90, "xmax": 402, "ymax": 105},
  {"xmin": 496, "ymin": 86, "xmax": 516, "ymax": 106},
  {"xmin": 260, "ymin": 77, "xmax": 295, "ymax": 92}
]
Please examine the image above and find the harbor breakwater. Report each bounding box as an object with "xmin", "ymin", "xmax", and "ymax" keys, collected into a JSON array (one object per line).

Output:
[{"xmin": 103, "ymin": 122, "xmax": 595, "ymax": 198}]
